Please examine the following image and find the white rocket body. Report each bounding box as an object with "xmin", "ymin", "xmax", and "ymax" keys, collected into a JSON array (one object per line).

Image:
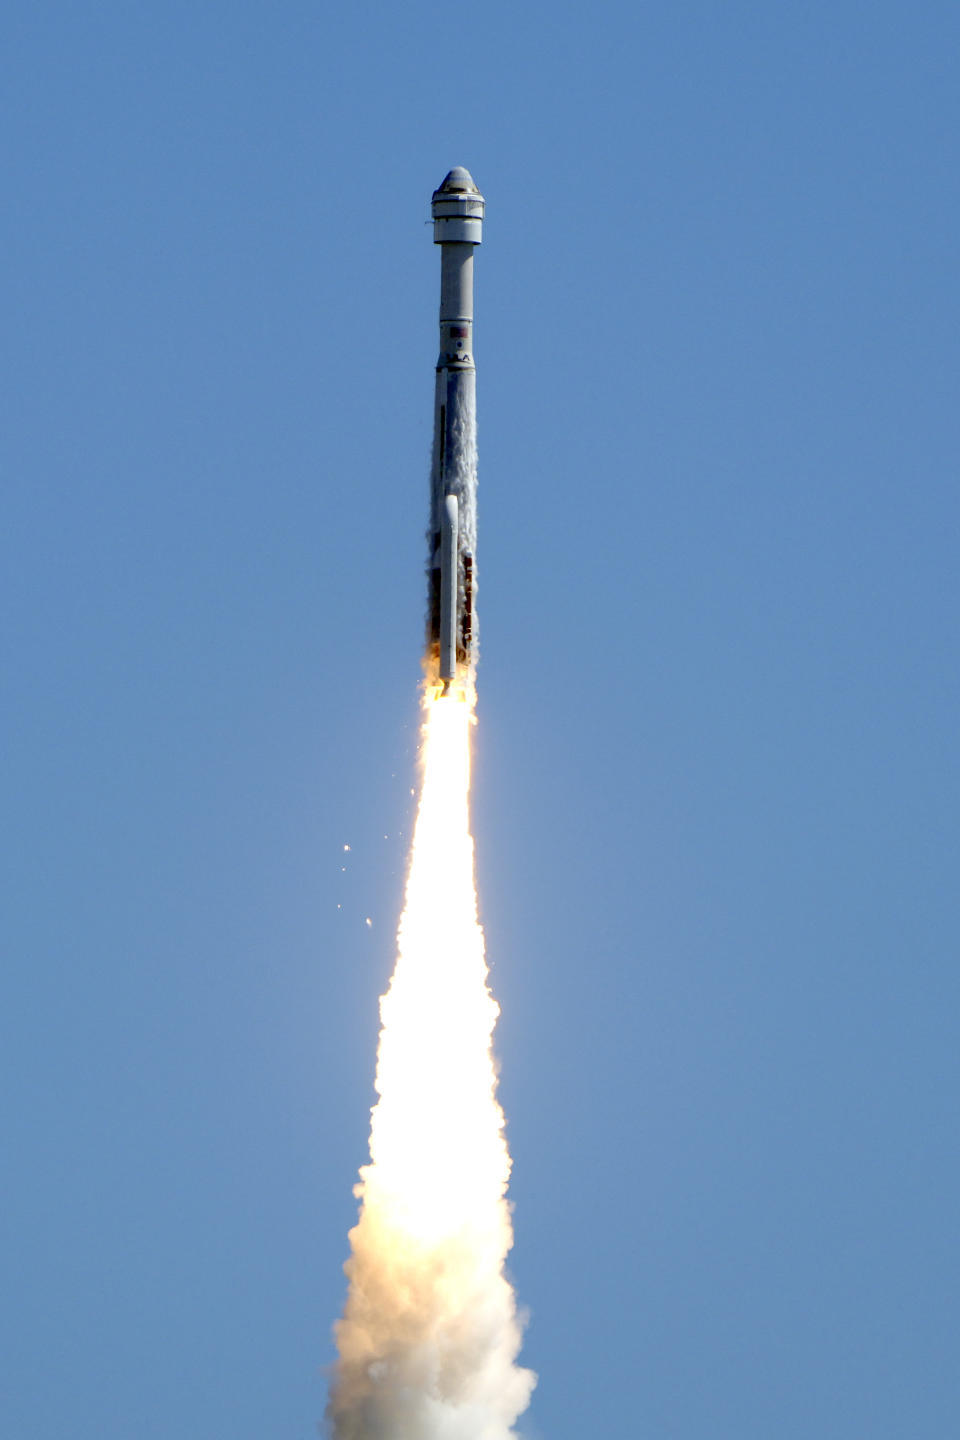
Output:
[{"xmin": 427, "ymin": 167, "xmax": 483, "ymax": 689}]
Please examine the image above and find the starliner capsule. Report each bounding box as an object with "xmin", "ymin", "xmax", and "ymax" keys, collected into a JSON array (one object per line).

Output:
[{"xmin": 426, "ymin": 167, "xmax": 484, "ymax": 692}]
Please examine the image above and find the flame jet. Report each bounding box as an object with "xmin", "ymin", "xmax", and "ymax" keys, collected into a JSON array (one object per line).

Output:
[{"xmin": 426, "ymin": 167, "xmax": 484, "ymax": 691}]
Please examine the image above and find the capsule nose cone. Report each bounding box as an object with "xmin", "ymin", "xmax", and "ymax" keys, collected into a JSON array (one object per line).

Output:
[
  {"xmin": 431, "ymin": 167, "xmax": 484, "ymax": 241},
  {"xmin": 436, "ymin": 166, "xmax": 478, "ymax": 194}
]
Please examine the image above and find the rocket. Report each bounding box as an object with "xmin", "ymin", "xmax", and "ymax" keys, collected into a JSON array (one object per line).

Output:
[{"xmin": 426, "ymin": 167, "xmax": 484, "ymax": 692}]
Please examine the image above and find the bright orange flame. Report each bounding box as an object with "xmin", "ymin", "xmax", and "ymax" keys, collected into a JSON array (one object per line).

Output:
[{"xmin": 330, "ymin": 690, "xmax": 535, "ymax": 1438}]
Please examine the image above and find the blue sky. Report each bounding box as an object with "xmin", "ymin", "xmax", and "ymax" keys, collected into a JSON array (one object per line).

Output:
[{"xmin": 2, "ymin": 3, "xmax": 958, "ymax": 1436}]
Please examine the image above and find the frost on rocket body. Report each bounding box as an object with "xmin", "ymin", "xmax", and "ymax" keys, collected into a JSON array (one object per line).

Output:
[
  {"xmin": 328, "ymin": 698, "xmax": 535, "ymax": 1440},
  {"xmin": 443, "ymin": 386, "xmax": 478, "ymax": 558}
]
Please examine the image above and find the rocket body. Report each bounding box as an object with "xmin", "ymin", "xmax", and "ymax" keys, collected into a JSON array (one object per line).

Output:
[{"xmin": 426, "ymin": 168, "xmax": 484, "ymax": 690}]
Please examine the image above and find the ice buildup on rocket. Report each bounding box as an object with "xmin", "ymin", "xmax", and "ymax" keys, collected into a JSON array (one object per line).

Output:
[{"xmin": 426, "ymin": 168, "xmax": 484, "ymax": 692}]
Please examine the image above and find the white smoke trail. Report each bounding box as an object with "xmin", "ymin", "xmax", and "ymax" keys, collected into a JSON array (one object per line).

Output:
[{"xmin": 329, "ymin": 695, "xmax": 535, "ymax": 1440}]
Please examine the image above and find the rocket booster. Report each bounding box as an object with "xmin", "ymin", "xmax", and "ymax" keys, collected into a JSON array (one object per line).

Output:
[{"xmin": 426, "ymin": 167, "xmax": 484, "ymax": 691}]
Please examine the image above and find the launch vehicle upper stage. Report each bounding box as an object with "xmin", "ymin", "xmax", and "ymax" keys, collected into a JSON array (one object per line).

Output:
[{"xmin": 426, "ymin": 167, "xmax": 484, "ymax": 692}]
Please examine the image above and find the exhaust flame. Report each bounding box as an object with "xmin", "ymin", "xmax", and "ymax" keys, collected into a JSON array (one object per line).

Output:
[{"xmin": 329, "ymin": 691, "xmax": 535, "ymax": 1439}]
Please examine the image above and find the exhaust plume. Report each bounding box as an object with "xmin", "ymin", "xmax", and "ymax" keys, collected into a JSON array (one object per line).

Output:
[{"xmin": 328, "ymin": 693, "xmax": 535, "ymax": 1439}]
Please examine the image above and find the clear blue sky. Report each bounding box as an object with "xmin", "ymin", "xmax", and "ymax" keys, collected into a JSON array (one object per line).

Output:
[{"xmin": 2, "ymin": 3, "xmax": 957, "ymax": 1437}]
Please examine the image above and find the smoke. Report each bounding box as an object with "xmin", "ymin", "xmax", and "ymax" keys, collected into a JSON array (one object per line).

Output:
[{"xmin": 328, "ymin": 695, "xmax": 535, "ymax": 1439}]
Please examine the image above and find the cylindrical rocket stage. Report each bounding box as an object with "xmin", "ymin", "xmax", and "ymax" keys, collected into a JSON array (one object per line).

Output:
[{"xmin": 426, "ymin": 167, "xmax": 484, "ymax": 690}]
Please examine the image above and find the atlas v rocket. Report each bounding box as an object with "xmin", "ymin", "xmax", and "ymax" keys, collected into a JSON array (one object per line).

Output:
[{"xmin": 426, "ymin": 167, "xmax": 484, "ymax": 692}]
